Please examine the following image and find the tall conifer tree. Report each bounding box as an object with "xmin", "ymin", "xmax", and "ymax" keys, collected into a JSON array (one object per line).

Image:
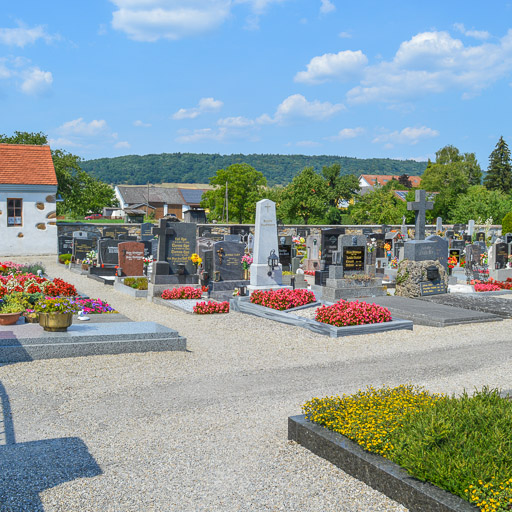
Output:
[{"xmin": 484, "ymin": 136, "xmax": 512, "ymax": 193}]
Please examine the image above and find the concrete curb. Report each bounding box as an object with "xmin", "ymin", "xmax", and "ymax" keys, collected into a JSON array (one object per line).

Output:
[
  {"xmin": 288, "ymin": 415, "xmax": 478, "ymax": 512},
  {"xmin": 230, "ymin": 298, "xmax": 413, "ymax": 337}
]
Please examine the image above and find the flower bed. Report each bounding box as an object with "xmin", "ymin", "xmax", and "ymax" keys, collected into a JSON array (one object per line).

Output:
[
  {"xmin": 161, "ymin": 286, "xmax": 202, "ymax": 300},
  {"xmin": 474, "ymin": 283, "xmax": 501, "ymax": 292},
  {"xmin": 315, "ymin": 300, "xmax": 392, "ymax": 327},
  {"xmin": 487, "ymin": 277, "xmax": 512, "ymax": 290},
  {"xmin": 193, "ymin": 301, "xmax": 229, "ymax": 314},
  {"xmin": 70, "ymin": 298, "xmax": 117, "ymax": 314},
  {"xmin": 0, "ymin": 274, "xmax": 76, "ymax": 298},
  {"xmin": 250, "ymin": 288, "xmax": 316, "ymax": 310},
  {"xmin": 303, "ymin": 386, "xmax": 512, "ymax": 512}
]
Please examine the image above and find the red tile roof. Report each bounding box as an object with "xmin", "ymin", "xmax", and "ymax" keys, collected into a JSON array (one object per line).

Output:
[
  {"xmin": 360, "ymin": 174, "xmax": 422, "ymax": 187},
  {"xmin": 0, "ymin": 144, "xmax": 57, "ymax": 185}
]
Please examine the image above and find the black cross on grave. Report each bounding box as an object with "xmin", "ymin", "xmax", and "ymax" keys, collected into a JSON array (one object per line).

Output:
[
  {"xmin": 407, "ymin": 189, "xmax": 433, "ymax": 241},
  {"xmin": 152, "ymin": 219, "xmax": 175, "ymax": 262}
]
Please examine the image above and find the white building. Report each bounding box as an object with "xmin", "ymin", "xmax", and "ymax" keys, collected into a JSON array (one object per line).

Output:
[{"xmin": 0, "ymin": 144, "xmax": 58, "ymax": 256}]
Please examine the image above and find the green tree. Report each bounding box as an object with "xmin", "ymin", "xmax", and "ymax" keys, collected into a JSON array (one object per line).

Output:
[
  {"xmin": 277, "ymin": 167, "xmax": 327, "ymax": 224},
  {"xmin": 321, "ymin": 163, "xmax": 360, "ymax": 207},
  {"xmin": 484, "ymin": 136, "xmax": 512, "ymax": 193},
  {"xmin": 450, "ymin": 185, "xmax": 512, "ymax": 224},
  {"xmin": 350, "ymin": 188, "xmax": 407, "ymax": 224},
  {"xmin": 0, "ymin": 131, "xmax": 117, "ymax": 216},
  {"xmin": 201, "ymin": 163, "xmax": 266, "ymax": 223}
]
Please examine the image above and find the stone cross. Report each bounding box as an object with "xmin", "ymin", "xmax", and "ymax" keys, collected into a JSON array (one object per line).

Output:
[
  {"xmin": 407, "ymin": 190, "xmax": 434, "ymax": 241},
  {"xmin": 152, "ymin": 219, "xmax": 175, "ymax": 262}
]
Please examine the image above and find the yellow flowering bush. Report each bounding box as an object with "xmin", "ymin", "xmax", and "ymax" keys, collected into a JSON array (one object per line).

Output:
[{"xmin": 303, "ymin": 386, "xmax": 512, "ymax": 512}]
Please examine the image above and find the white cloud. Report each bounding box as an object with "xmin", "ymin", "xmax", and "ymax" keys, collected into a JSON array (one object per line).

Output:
[
  {"xmin": 115, "ymin": 141, "xmax": 131, "ymax": 149},
  {"xmin": 454, "ymin": 23, "xmax": 490, "ymax": 40},
  {"xmin": 372, "ymin": 126, "xmax": 439, "ymax": 146},
  {"xmin": 327, "ymin": 127, "xmax": 365, "ymax": 140},
  {"xmin": 0, "ymin": 23, "xmax": 57, "ymax": 47},
  {"xmin": 58, "ymin": 118, "xmax": 108, "ymax": 136},
  {"xmin": 110, "ymin": 0, "xmax": 286, "ymax": 41},
  {"xmin": 295, "ymin": 140, "xmax": 321, "ymax": 147},
  {"xmin": 338, "ymin": 31, "xmax": 351, "ymax": 39},
  {"xmin": 347, "ymin": 30, "xmax": 512, "ymax": 104},
  {"xmin": 20, "ymin": 67, "xmax": 53, "ymax": 95},
  {"xmin": 295, "ymin": 50, "xmax": 368, "ymax": 84},
  {"xmin": 133, "ymin": 119, "xmax": 151, "ymax": 127},
  {"xmin": 217, "ymin": 116, "xmax": 254, "ymax": 127},
  {"xmin": 172, "ymin": 97, "xmax": 223, "ymax": 119},
  {"xmin": 320, "ymin": 0, "xmax": 335, "ymax": 14},
  {"xmin": 176, "ymin": 127, "xmax": 227, "ymax": 143},
  {"xmin": 272, "ymin": 94, "xmax": 345, "ymax": 122}
]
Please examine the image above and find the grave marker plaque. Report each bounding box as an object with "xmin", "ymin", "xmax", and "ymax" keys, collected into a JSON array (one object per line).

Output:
[
  {"xmin": 167, "ymin": 223, "xmax": 197, "ymax": 275},
  {"xmin": 58, "ymin": 236, "xmax": 73, "ymax": 256},
  {"xmin": 98, "ymin": 240, "xmax": 121, "ymax": 266},
  {"xmin": 496, "ymin": 242, "xmax": 508, "ymax": 269},
  {"xmin": 343, "ymin": 246, "xmax": 365, "ymax": 272},
  {"xmin": 140, "ymin": 222, "xmax": 154, "ymax": 241},
  {"xmin": 278, "ymin": 236, "xmax": 292, "ymax": 270},
  {"xmin": 449, "ymin": 249, "xmax": 461, "ymax": 264},
  {"xmin": 420, "ymin": 279, "xmax": 445, "ymax": 296},
  {"xmin": 212, "ymin": 241, "xmax": 245, "ymax": 281},
  {"xmin": 72, "ymin": 238, "xmax": 96, "ymax": 261},
  {"xmin": 321, "ymin": 228, "xmax": 345, "ymax": 266}
]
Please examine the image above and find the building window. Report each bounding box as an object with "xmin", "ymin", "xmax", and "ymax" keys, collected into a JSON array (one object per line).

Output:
[{"xmin": 7, "ymin": 198, "xmax": 23, "ymax": 226}]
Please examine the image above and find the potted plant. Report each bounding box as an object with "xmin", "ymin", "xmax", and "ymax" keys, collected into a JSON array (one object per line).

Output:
[
  {"xmin": 0, "ymin": 296, "xmax": 26, "ymax": 325},
  {"xmin": 34, "ymin": 297, "xmax": 81, "ymax": 332}
]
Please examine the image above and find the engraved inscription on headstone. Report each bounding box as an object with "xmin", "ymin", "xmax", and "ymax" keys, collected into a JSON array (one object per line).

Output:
[{"xmin": 343, "ymin": 246, "xmax": 365, "ymax": 272}]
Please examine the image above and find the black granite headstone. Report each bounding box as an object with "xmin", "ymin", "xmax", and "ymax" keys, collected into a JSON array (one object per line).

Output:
[
  {"xmin": 212, "ymin": 240, "xmax": 245, "ymax": 281},
  {"xmin": 296, "ymin": 228, "xmax": 311, "ymax": 238},
  {"xmin": 229, "ymin": 225, "xmax": 249, "ymax": 236},
  {"xmin": 449, "ymin": 249, "xmax": 461, "ymax": 264},
  {"xmin": 278, "ymin": 236, "xmax": 292, "ymax": 270},
  {"xmin": 314, "ymin": 270, "xmax": 329, "ymax": 286},
  {"xmin": 475, "ymin": 232, "xmax": 486, "ymax": 243},
  {"xmin": 73, "ymin": 238, "xmax": 96, "ymax": 261},
  {"xmin": 451, "ymin": 240, "xmax": 465, "ymax": 251},
  {"xmin": 404, "ymin": 236, "xmax": 448, "ymax": 269},
  {"xmin": 140, "ymin": 222, "xmax": 154, "ymax": 241},
  {"xmin": 495, "ymin": 243, "xmax": 508, "ymax": 269},
  {"xmin": 505, "ymin": 233, "xmax": 512, "ymax": 244},
  {"xmin": 102, "ymin": 226, "xmax": 129, "ymax": 239},
  {"xmin": 58, "ymin": 236, "xmax": 73, "ymax": 256},
  {"xmin": 370, "ymin": 233, "xmax": 386, "ymax": 259},
  {"xmin": 166, "ymin": 223, "xmax": 197, "ymax": 275},
  {"xmin": 321, "ymin": 228, "xmax": 346, "ymax": 267},
  {"xmin": 453, "ymin": 223, "xmax": 466, "ymax": 234},
  {"xmin": 98, "ymin": 240, "xmax": 122, "ymax": 266}
]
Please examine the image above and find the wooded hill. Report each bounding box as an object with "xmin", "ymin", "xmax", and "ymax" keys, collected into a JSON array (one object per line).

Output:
[{"xmin": 81, "ymin": 153, "xmax": 427, "ymax": 186}]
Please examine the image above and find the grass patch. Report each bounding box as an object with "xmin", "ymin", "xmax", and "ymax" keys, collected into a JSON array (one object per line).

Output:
[
  {"xmin": 123, "ymin": 277, "xmax": 148, "ymax": 290},
  {"xmin": 303, "ymin": 386, "xmax": 512, "ymax": 512}
]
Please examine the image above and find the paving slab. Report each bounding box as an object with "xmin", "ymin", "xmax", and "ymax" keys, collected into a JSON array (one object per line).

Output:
[
  {"xmin": 419, "ymin": 293, "xmax": 512, "ymax": 318},
  {"xmin": 0, "ymin": 321, "xmax": 186, "ymax": 362},
  {"xmin": 368, "ymin": 296, "xmax": 502, "ymax": 327}
]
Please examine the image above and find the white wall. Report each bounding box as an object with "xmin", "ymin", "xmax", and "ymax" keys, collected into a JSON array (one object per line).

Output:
[{"xmin": 0, "ymin": 185, "xmax": 58, "ymax": 256}]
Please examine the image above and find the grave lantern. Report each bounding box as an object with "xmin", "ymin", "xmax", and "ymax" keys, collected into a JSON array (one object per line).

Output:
[
  {"xmin": 426, "ymin": 265, "xmax": 439, "ymax": 281},
  {"xmin": 267, "ymin": 249, "xmax": 279, "ymax": 276}
]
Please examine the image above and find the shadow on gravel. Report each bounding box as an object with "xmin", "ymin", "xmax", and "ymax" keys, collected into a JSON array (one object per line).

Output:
[{"xmin": 0, "ymin": 378, "xmax": 102, "ymax": 511}]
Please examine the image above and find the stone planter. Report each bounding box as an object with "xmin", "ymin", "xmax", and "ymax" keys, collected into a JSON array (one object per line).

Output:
[
  {"xmin": 38, "ymin": 312, "xmax": 73, "ymax": 332},
  {"xmin": 0, "ymin": 312, "xmax": 23, "ymax": 326}
]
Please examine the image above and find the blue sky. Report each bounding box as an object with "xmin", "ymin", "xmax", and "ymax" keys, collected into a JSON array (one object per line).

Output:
[{"xmin": 2, "ymin": 1, "xmax": 512, "ymax": 168}]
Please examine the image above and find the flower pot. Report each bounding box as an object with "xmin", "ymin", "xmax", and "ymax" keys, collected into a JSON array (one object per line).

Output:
[
  {"xmin": 82, "ymin": 264, "xmax": 90, "ymax": 271},
  {"xmin": 38, "ymin": 312, "xmax": 73, "ymax": 332},
  {"xmin": 25, "ymin": 312, "xmax": 39, "ymax": 324},
  {"xmin": 0, "ymin": 312, "xmax": 23, "ymax": 326}
]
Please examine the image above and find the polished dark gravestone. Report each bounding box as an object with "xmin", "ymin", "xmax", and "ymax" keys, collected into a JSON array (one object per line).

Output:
[
  {"xmin": 320, "ymin": 228, "xmax": 345, "ymax": 267},
  {"xmin": 449, "ymin": 249, "xmax": 461, "ymax": 264},
  {"xmin": 403, "ymin": 235, "xmax": 448, "ymax": 269},
  {"xmin": 102, "ymin": 225, "xmax": 129, "ymax": 239},
  {"xmin": 278, "ymin": 235, "xmax": 293, "ymax": 270},
  {"xmin": 369, "ymin": 233, "xmax": 386, "ymax": 259},
  {"xmin": 58, "ymin": 236, "xmax": 73, "ymax": 256},
  {"xmin": 495, "ymin": 242, "xmax": 508, "ymax": 269},
  {"xmin": 198, "ymin": 226, "xmax": 224, "ymax": 241},
  {"xmin": 140, "ymin": 222, "xmax": 154, "ymax": 241},
  {"xmin": 98, "ymin": 239, "xmax": 121, "ymax": 266},
  {"xmin": 212, "ymin": 240, "xmax": 245, "ymax": 281},
  {"xmin": 72, "ymin": 237, "xmax": 96, "ymax": 261}
]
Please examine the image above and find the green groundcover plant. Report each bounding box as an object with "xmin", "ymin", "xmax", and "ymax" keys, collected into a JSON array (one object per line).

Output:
[{"xmin": 303, "ymin": 386, "xmax": 512, "ymax": 512}]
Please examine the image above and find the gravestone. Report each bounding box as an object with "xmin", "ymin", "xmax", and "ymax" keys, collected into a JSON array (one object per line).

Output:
[
  {"xmin": 58, "ymin": 236, "xmax": 73, "ymax": 256},
  {"xmin": 98, "ymin": 239, "xmax": 121, "ymax": 266},
  {"xmin": 436, "ymin": 217, "xmax": 443, "ymax": 233},
  {"xmin": 404, "ymin": 236, "xmax": 448, "ymax": 269},
  {"xmin": 212, "ymin": 241, "xmax": 245, "ymax": 281},
  {"xmin": 151, "ymin": 219, "xmax": 175, "ymax": 278},
  {"xmin": 495, "ymin": 242, "xmax": 508, "ymax": 269},
  {"xmin": 504, "ymin": 233, "xmax": 512, "ymax": 244},
  {"xmin": 72, "ymin": 231, "xmax": 98, "ymax": 261},
  {"xmin": 249, "ymin": 199, "xmax": 282, "ymax": 288},
  {"xmin": 467, "ymin": 220, "xmax": 475, "ymax": 237},
  {"xmin": 230, "ymin": 225, "xmax": 249, "ymax": 236},
  {"xmin": 453, "ymin": 223, "xmax": 466, "ymax": 234},
  {"xmin": 166, "ymin": 223, "xmax": 197, "ymax": 276},
  {"xmin": 247, "ymin": 233, "xmax": 255, "ymax": 254},
  {"xmin": 305, "ymin": 235, "xmax": 321, "ymax": 271},
  {"xmin": 371, "ymin": 233, "xmax": 386, "ymax": 258},
  {"xmin": 102, "ymin": 226, "xmax": 129, "ymax": 239},
  {"xmin": 118, "ymin": 241, "xmax": 145, "ymax": 276},
  {"xmin": 394, "ymin": 240, "xmax": 404, "ymax": 258},
  {"xmin": 445, "ymin": 230, "xmax": 455, "ymax": 241},
  {"xmin": 296, "ymin": 227, "xmax": 310, "ymax": 238},
  {"xmin": 142, "ymin": 240, "xmax": 153, "ymax": 259},
  {"xmin": 449, "ymin": 249, "xmax": 461, "ymax": 264},
  {"xmin": 400, "ymin": 217, "xmax": 408, "ymax": 237},
  {"xmin": 407, "ymin": 189, "xmax": 433, "ymax": 240},
  {"xmin": 321, "ymin": 228, "xmax": 346, "ymax": 267},
  {"xmin": 278, "ymin": 236, "xmax": 292, "ymax": 270},
  {"xmin": 451, "ymin": 239, "xmax": 465, "ymax": 251},
  {"xmin": 224, "ymin": 234, "xmax": 240, "ymax": 242},
  {"xmin": 334, "ymin": 235, "xmax": 367, "ymax": 274},
  {"xmin": 475, "ymin": 231, "xmax": 486, "ymax": 243},
  {"xmin": 198, "ymin": 227, "xmax": 224, "ymax": 241},
  {"xmin": 140, "ymin": 222, "xmax": 154, "ymax": 241},
  {"xmin": 362, "ymin": 227, "xmax": 373, "ymax": 236}
]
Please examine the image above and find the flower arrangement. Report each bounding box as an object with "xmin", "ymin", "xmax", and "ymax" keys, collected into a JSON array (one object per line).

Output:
[
  {"xmin": 250, "ymin": 288, "xmax": 316, "ymax": 310},
  {"xmin": 384, "ymin": 242, "xmax": 391, "ymax": 252},
  {"xmin": 69, "ymin": 298, "xmax": 117, "ymax": 314},
  {"xmin": 193, "ymin": 301, "xmax": 229, "ymax": 314},
  {"xmin": 190, "ymin": 253, "xmax": 202, "ymax": 266},
  {"xmin": 480, "ymin": 253, "xmax": 488, "ymax": 265},
  {"xmin": 315, "ymin": 299, "xmax": 392, "ymax": 327},
  {"xmin": 33, "ymin": 297, "xmax": 81, "ymax": 314},
  {"xmin": 389, "ymin": 257, "xmax": 398, "ymax": 269},
  {"xmin": 161, "ymin": 286, "xmax": 202, "ymax": 300},
  {"xmin": 367, "ymin": 238, "xmax": 377, "ymax": 253},
  {"xmin": 292, "ymin": 236, "xmax": 307, "ymax": 256},
  {"xmin": 143, "ymin": 256, "xmax": 153, "ymax": 267},
  {"xmin": 303, "ymin": 270, "xmax": 315, "ymax": 276},
  {"xmin": 447, "ymin": 256, "xmax": 458, "ymax": 269},
  {"xmin": 241, "ymin": 254, "xmax": 253, "ymax": 269},
  {"xmin": 83, "ymin": 250, "xmax": 97, "ymax": 265}
]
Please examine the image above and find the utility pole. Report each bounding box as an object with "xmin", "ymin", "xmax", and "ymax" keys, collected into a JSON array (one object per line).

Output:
[{"xmin": 225, "ymin": 181, "xmax": 229, "ymax": 223}]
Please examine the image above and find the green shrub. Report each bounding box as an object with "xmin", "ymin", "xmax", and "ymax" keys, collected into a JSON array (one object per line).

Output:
[
  {"xmin": 123, "ymin": 277, "xmax": 148, "ymax": 290},
  {"xmin": 19, "ymin": 262, "xmax": 46, "ymax": 274},
  {"xmin": 502, "ymin": 211, "xmax": 512, "ymax": 235},
  {"xmin": 59, "ymin": 254, "xmax": 72, "ymax": 264}
]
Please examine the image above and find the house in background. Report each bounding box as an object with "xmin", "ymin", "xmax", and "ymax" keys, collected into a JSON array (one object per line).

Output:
[
  {"xmin": 358, "ymin": 174, "xmax": 422, "ymax": 196},
  {"xmin": 114, "ymin": 184, "xmax": 210, "ymax": 221},
  {"xmin": 0, "ymin": 144, "xmax": 58, "ymax": 256}
]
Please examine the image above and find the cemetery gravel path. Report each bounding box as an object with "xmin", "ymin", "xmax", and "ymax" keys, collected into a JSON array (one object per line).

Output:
[{"xmin": 1, "ymin": 257, "xmax": 512, "ymax": 511}]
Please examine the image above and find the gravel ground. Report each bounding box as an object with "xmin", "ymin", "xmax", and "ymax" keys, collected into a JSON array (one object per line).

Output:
[{"xmin": 2, "ymin": 256, "xmax": 512, "ymax": 511}]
